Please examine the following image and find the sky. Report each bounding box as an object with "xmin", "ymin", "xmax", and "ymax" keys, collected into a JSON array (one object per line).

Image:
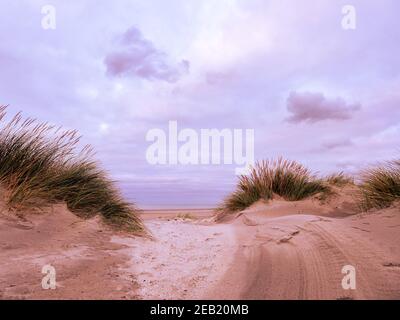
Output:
[{"xmin": 1, "ymin": 0, "xmax": 399, "ymax": 208}]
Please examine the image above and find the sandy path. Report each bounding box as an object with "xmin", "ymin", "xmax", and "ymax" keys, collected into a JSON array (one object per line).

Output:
[
  {"xmin": 112, "ymin": 218, "xmax": 236, "ymax": 299},
  {"xmin": 1, "ymin": 202, "xmax": 399, "ymax": 299},
  {"xmin": 208, "ymin": 209, "xmax": 400, "ymax": 300},
  {"xmin": 0, "ymin": 208, "xmax": 236, "ymax": 299}
]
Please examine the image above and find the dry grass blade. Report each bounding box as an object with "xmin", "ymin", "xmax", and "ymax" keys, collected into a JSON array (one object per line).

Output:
[{"xmin": 324, "ymin": 172, "xmax": 354, "ymax": 187}]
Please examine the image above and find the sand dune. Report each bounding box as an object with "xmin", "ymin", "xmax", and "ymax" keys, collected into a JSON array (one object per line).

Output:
[
  {"xmin": 0, "ymin": 205, "xmax": 141, "ymax": 299},
  {"xmin": 209, "ymin": 205, "xmax": 400, "ymax": 299},
  {"xmin": 1, "ymin": 196, "xmax": 399, "ymax": 300}
]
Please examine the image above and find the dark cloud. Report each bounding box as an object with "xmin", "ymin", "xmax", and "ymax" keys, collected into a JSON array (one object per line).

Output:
[
  {"xmin": 104, "ymin": 26, "xmax": 189, "ymax": 82},
  {"xmin": 286, "ymin": 91, "xmax": 360, "ymax": 123},
  {"xmin": 322, "ymin": 138, "xmax": 353, "ymax": 150}
]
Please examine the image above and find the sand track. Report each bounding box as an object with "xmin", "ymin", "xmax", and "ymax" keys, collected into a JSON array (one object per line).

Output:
[{"xmin": 209, "ymin": 210, "xmax": 400, "ymax": 300}]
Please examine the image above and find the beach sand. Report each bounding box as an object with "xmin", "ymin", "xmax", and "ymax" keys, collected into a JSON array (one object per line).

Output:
[{"xmin": 1, "ymin": 193, "xmax": 400, "ymax": 299}]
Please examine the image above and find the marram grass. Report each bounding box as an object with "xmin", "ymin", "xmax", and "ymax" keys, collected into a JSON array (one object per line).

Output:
[
  {"xmin": 218, "ymin": 157, "xmax": 400, "ymax": 216},
  {"xmin": 0, "ymin": 106, "xmax": 145, "ymax": 234},
  {"xmin": 218, "ymin": 158, "xmax": 329, "ymax": 214},
  {"xmin": 324, "ymin": 172, "xmax": 354, "ymax": 187},
  {"xmin": 359, "ymin": 159, "xmax": 400, "ymax": 210}
]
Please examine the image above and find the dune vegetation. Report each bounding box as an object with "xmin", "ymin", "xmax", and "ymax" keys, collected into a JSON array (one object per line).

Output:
[
  {"xmin": 218, "ymin": 158, "xmax": 329, "ymax": 213},
  {"xmin": 218, "ymin": 156, "xmax": 400, "ymax": 216},
  {"xmin": 324, "ymin": 172, "xmax": 354, "ymax": 187},
  {"xmin": 360, "ymin": 159, "xmax": 400, "ymax": 210},
  {"xmin": 0, "ymin": 106, "xmax": 144, "ymax": 234}
]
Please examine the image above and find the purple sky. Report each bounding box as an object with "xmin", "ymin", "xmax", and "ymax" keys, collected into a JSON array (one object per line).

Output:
[{"xmin": 1, "ymin": 1, "xmax": 400, "ymax": 208}]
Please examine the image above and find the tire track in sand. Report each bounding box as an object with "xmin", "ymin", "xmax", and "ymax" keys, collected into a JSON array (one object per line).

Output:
[{"xmin": 208, "ymin": 214, "xmax": 400, "ymax": 299}]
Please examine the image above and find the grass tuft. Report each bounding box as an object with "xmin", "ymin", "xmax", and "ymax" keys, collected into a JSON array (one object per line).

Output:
[
  {"xmin": 0, "ymin": 106, "xmax": 145, "ymax": 234},
  {"xmin": 324, "ymin": 172, "xmax": 354, "ymax": 187},
  {"xmin": 359, "ymin": 159, "xmax": 400, "ymax": 210},
  {"xmin": 218, "ymin": 158, "xmax": 329, "ymax": 214}
]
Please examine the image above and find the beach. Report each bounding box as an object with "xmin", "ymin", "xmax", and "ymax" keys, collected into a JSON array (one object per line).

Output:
[{"xmin": 1, "ymin": 196, "xmax": 399, "ymax": 300}]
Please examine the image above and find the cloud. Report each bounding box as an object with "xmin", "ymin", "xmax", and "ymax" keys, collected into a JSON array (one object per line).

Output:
[
  {"xmin": 321, "ymin": 138, "xmax": 353, "ymax": 150},
  {"xmin": 104, "ymin": 26, "xmax": 189, "ymax": 82},
  {"xmin": 286, "ymin": 91, "xmax": 360, "ymax": 123}
]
